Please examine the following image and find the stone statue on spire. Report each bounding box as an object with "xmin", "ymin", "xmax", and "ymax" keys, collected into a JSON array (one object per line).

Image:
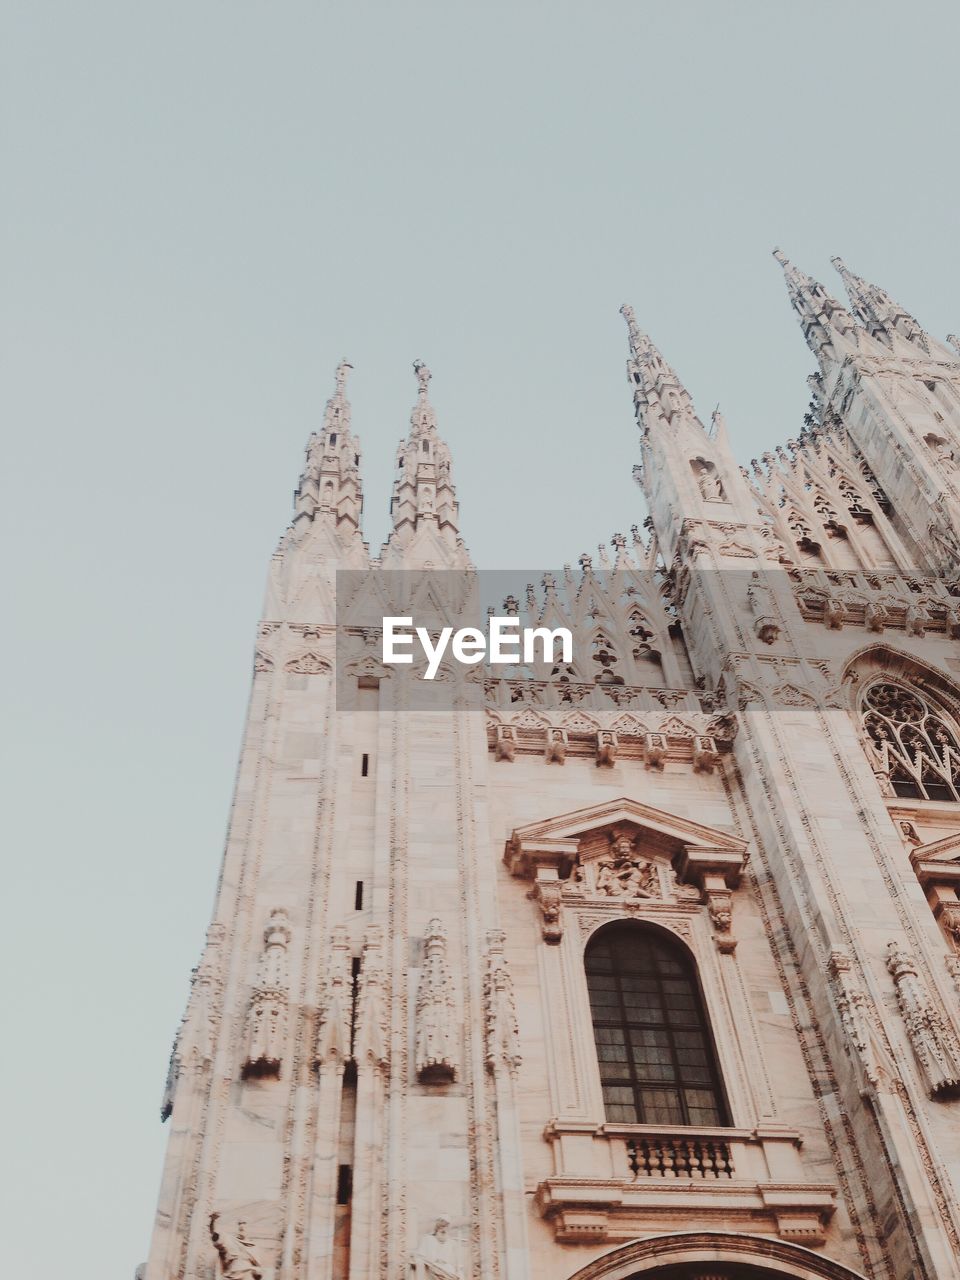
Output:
[
  {"xmin": 414, "ymin": 359, "xmax": 432, "ymax": 397},
  {"xmin": 334, "ymin": 358, "xmax": 353, "ymax": 395}
]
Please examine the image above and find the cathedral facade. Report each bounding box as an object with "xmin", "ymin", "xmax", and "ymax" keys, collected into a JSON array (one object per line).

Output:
[{"xmin": 144, "ymin": 255, "xmax": 960, "ymax": 1280}]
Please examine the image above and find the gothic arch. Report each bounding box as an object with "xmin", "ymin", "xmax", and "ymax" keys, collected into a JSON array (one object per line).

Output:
[
  {"xmin": 842, "ymin": 642, "xmax": 960, "ymax": 718},
  {"xmin": 565, "ymin": 1232, "xmax": 869, "ymax": 1280}
]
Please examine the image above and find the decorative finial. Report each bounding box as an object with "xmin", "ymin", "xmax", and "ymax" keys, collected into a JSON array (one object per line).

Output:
[
  {"xmin": 772, "ymin": 247, "xmax": 788, "ymax": 265},
  {"xmin": 830, "ymin": 256, "xmax": 847, "ymax": 273},
  {"xmin": 334, "ymin": 359, "xmax": 353, "ymax": 395},
  {"xmin": 413, "ymin": 359, "xmax": 432, "ymax": 397}
]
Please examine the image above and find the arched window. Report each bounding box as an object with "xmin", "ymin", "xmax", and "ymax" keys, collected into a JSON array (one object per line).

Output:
[
  {"xmin": 585, "ymin": 923, "xmax": 728, "ymax": 1126},
  {"xmin": 861, "ymin": 680, "xmax": 960, "ymax": 801}
]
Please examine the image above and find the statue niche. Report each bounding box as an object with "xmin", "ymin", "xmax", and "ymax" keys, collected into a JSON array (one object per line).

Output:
[{"xmin": 691, "ymin": 456, "xmax": 726, "ymax": 502}]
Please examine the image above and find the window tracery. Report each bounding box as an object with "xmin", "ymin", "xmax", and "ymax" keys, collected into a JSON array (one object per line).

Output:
[{"xmin": 861, "ymin": 680, "xmax": 960, "ymax": 802}]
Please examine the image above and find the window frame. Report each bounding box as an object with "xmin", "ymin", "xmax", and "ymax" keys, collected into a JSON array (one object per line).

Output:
[{"xmin": 585, "ymin": 921, "xmax": 730, "ymax": 1128}]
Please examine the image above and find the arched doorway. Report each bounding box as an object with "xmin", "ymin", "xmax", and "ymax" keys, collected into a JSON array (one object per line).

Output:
[{"xmin": 566, "ymin": 1232, "xmax": 869, "ymax": 1280}]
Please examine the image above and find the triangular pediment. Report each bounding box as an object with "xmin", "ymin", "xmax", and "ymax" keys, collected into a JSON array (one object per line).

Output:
[
  {"xmin": 508, "ymin": 796, "xmax": 745, "ymax": 856},
  {"xmin": 505, "ymin": 797, "xmax": 747, "ymax": 885},
  {"xmin": 912, "ymin": 831, "xmax": 960, "ymax": 864}
]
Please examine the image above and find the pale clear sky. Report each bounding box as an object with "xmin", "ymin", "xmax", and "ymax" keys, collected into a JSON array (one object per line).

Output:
[{"xmin": 2, "ymin": 2, "xmax": 957, "ymax": 1275}]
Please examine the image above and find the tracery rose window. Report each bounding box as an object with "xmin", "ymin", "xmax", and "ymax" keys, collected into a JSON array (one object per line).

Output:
[{"xmin": 862, "ymin": 681, "xmax": 960, "ymax": 801}]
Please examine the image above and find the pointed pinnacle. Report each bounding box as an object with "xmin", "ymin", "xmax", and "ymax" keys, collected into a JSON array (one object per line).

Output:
[
  {"xmin": 772, "ymin": 247, "xmax": 789, "ymax": 266},
  {"xmin": 620, "ymin": 302, "xmax": 643, "ymax": 350}
]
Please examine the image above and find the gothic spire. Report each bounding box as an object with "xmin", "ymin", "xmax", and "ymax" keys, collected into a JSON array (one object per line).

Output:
[
  {"xmin": 619, "ymin": 303, "xmax": 705, "ymax": 434},
  {"xmin": 772, "ymin": 248, "xmax": 859, "ymax": 367},
  {"xmin": 292, "ymin": 359, "xmax": 364, "ymax": 541},
  {"xmin": 381, "ymin": 360, "xmax": 469, "ymax": 565},
  {"xmin": 831, "ymin": 256, "xmax": 931, "ymax": 353}
]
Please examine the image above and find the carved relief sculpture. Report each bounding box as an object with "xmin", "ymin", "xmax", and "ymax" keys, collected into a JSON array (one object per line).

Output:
[
  {"xmin": 242, "ymin": 908, "xmax": 292, "ymax": 1078},
  {"xmin": 827, "ymin": 949, "xmax": 881, "ymax": 1092},
  {"xmin": 161, "ymin": 922, "xmax": 225, "ymax": 1119},
  {"xmin": 885, "ymin": 942, "xmax": 960, "ymax": 1098},
  {"xmin": 595, "ymin": 832, "xmax": 658, "ymax": 899},
  {"xmin": 354, "ymin": 926, "xmax": 389, "ymax": 1073},
  {"xmin": 484, "ymin": 931, "xmax": 522, "ymax": 1078},
  {"xmin": 315, "ymin": 925, "xmax": 353, "ymax": 1068},
  {"xmin": 415, "ymin": 918, "xmax": 459, "ymax": 1083},
  {"xmin": 209, "ymin": 1213, "xmax": 263, "ymax": 1280},
  {"xmin": 409, "ymin": 1215, "xmax": 464, "ymax": 1280}
]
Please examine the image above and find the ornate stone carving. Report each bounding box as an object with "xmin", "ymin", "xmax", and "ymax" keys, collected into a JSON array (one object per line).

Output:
[
  {"xmin": 865, "ymin": 601, "xmax": 886, "ymax": 633},
  {"xmin": 544, "ymin": 727, "xmax": 567, "ymax": 764},
  {"xmin": 494, "ymin": 724, "xmax": 516, "ymax": 761},
  {"xmin": 415, "ymin": 918, "xmax": 459, "ymax": 1083},
  {"xmin": 692, "ymin": 734, "xmax": 719, "ymax": 772},
  {"xmin": 827, "ymin": 949, "xmax": 881, "ymax": 1091},
  {"xmin": 747, "ymin": 571, "xmax": 781, "ymax": 644},
  {"xmin": 243, "ymin": 908, "xmax": 292, "ymax": 1078},
  {"xmin": 643, "ymin": 731, "xmax": 666, "ymax": 768},
  {"xmin": 533, "ymin": 869, "xmax": 564, "ymax": 943},
  {"xmin": 409, "ymin": 1214, "xmax": 464, "ymax": 1280},
  {"xmin": 284, "ymin": 650, "xmax": 332, "ymax": 675},
  {"xmin": 161, "ymin": 923, "xmax": 225, "ymax": 1119},
  {"xmin": 905, "ymin": 603, "xmax": 928, "ymax": 637},
  {"xmin": 596, "ymin": 729, "xmax": 618, "ymax": 766},
  {"xmin": 862, "ymin": 680, "xmax": 960, "ymax": 802},
  {"xmin": 898, "ymin": 819, "xmax": 921, "ymax": 847},
  {"xmin": 595, "ymin": 831, "xmax": 659, "ymax": 900},
  {"xmin": 315, "ymin": 926, "xmax": 352, "ymax": 1068},
  {"xmin": 354, "ymin": 927, "xmax": 389, "ymax": 1072},
  {"xmin": 209, "ymin": 1213, "xmax": 263, "ymax": 1279},
  {"xmin": 484, "ymin": 931, "xmax": 521, "ymax": 1077},
  {"xmin": 885, "ymin": 942, "xmax": 960, "ymax": 1098}
]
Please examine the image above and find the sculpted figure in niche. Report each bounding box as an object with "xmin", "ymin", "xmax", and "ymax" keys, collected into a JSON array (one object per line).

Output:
[
  {"xmin": 925, "ymin": 433, "xmax": 956, "ymax": 470},
  {"xmin": 209, "ymin": 1214, "xmax": 263, "ymax": 1280},
  {"xmin": 691, "ymin": 457, "xmax": 725, "ymax": 501},
  {"xmin": 410, "ymin": 1216, "xmax": 463, "ymax": 1280}
]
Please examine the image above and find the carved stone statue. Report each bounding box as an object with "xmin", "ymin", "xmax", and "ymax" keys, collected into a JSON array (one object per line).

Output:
[
  {"xmin": 595, "ymin": 836, "xmax": 658, "ymax": 899},
  {"xmin": 410, "ymin": 1216, "xmax": 463, "ymax": 1280},
  {"xmin": 209, "ymin": 1213, "xmax": 263, "ymax": 1280}
]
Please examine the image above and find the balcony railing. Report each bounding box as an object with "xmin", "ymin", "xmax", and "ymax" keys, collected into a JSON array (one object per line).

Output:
[{"xmin": 626, "ymin": 1132, "xmax": 734, "ymax": 1179}]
